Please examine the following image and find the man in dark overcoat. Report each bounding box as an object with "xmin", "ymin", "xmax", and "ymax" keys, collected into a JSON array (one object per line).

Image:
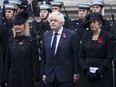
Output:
[{"xmin": 41, "ymin": 11, "xmax": 80, "ymax": 87}]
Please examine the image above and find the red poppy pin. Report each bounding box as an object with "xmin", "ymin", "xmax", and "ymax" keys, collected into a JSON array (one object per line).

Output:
[
  {"xmin": 19, "ymin": 41, "xmax": 24, "ymax": 45},
  {"xmin": 63, "ymin": 33, "xmax": 67, "ymax": 39},
  {"xmin": 98, "ymin": 37, "xmax": 103, "ymax": 44}
]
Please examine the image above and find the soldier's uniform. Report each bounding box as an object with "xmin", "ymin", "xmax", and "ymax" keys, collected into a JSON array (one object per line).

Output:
[
  {"xmin": 1, "ymin": 4, "xmax": 18, "ymax": 38},
  {"xmin": 91, "ymin": 0, "xmax": 111, "ymax": 32},
  {"xmin": 31, "ymin": 4, "xmax": 52, "ymax": 41},
  {"xmin": 8, "ymin": 0, "xmax": 29, "ymax": 17},
  {"xmin": 50, "ymin": 1, "xmax": 74, "ymax": 30},
  {"xmin": 111, "ymin": 23, "xmax": 116, "ymax": 87},
  {"xmin": 31, "ymin": 4, "xmax": 52, "ymax": 87},
  {"xmin": 72, "ymin": 4, "xmax": 90, "ymax": 41}
]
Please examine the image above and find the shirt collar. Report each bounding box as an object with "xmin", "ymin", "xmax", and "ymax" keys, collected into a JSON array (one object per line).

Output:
[{"xmin": 52, "ymin": 27, "xmax": 63, "ymax": 35}]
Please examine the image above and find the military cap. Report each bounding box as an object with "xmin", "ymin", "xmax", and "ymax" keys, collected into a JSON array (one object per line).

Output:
[
  {"xmin": 78, "ymin": 3, "xmax": 91, "ymax": 10},
  {"xmin": 50, "ymin": 1, "xmax": 62, "ymax": 7},
  {"xmin": 91, "ymin": 0, "xmax": 104, "ymax": 7},
  {"xmin": 39, "ymin": 4, "xmax": 52, "ymax": 12},
  {"xmin": 8, "ymin": 0, "xmax": 22, "ymax": 6},
  {"xmin": 4, "ymin": 4, "xmax": 18, "ymax": 10}
]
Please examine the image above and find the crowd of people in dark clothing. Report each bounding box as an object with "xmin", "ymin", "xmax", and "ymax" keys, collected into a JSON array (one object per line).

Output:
[{"xmin": 0, "ymin": 0, "xmax": 115, "ymax": 87}]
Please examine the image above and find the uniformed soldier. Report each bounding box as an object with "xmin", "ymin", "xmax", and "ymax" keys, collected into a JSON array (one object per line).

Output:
[
  {"xmin": 1, "ymin": 3, "xmax": 18, "ymax": 38},
  {"xmin": 31, "ymin": 4, "xmax": 52, "ymax": 39},
  {"xmin": 91, "ymin": 0, "xmax": 111, "ymax": 32},
  {"xmin": 8, "ymin": 0, "xmax": 28, "ymax": 15},
  {"xmin": 50, "ymin": 1, "xmax": 74, "ymax": 30},
  {"xmin": 31, "ymin": 4, "xmax": 52, "ymax": 87},
  {"xmin": 72, "ymin": 3, "xmax": 91, "ymax": 41}
]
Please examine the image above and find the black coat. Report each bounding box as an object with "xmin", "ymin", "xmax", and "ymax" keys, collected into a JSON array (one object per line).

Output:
[
  {"xmin": 79, "ymin": 30, "xmax": 113, "ymax": 87},
  {"xmin": 1, "ymin": 19, "xmax": 13, "ymax": 38},
  {"xmin": 5, "ymin": 36, "xmax": 39, "ymax": 87},
  {"xmin": 0, "ymin": 25, "xmax": 8, "ymax": 83}
]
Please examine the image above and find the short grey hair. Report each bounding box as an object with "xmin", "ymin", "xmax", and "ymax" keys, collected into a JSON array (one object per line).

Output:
[{"xmin": 48, "ymin": 12, "xmax": 65, "ymax": 25}]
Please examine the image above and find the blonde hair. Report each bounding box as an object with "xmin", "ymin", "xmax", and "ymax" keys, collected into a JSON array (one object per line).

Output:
[
  {"xmin": 13, "ymin": 22, "xmax": 30, "ymax": 37},
  {"xmin": 48, "ymin": 11, "xmax": 65, "ymax": 25}
]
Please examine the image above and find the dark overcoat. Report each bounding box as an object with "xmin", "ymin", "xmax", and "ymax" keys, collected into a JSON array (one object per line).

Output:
[
  {"xmin": 5, "ymin": 36, "xmax": 39, "ymax": 87},
  {"xmin": 79, "ymin": 30, "xmax": 113, "ymax": 87},
  {"xmin": 0, "ymin": 25, "xmax": 8, "ymax": 83}
]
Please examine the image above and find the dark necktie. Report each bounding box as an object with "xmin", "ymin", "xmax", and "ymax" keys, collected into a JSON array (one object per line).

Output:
[{"xmin": 52, "ymin": 33, "xmax": 58, "ymax": 55}]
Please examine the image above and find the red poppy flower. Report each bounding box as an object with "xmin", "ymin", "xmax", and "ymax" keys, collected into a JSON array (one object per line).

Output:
[
  {"xmin": 63, "ymin": 33, "xmax": 67, "ymax": 39},
  {"xmin": 19, "ymin": 41, "xmax": 24, "ymax": 45},
  {"xmin": 98, "ymin": 37, "xmax": 103, "ymax": 44}
]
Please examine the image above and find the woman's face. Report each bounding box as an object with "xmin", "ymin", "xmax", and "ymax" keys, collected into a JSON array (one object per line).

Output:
[
  {"xmin": 13, "ymin": 23, "xmax": 25, "ymax": 33},
  {"xmin": 89, "ymin": 20, "xmax": 101, "ymax": 31}
]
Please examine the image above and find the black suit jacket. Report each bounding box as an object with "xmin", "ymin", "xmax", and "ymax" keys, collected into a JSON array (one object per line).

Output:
[{"xmin": 41, "ymin": 28, "xmax": 80, "ymax": 82}]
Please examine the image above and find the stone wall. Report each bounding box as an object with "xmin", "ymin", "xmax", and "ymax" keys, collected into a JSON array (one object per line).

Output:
[{"xmin": 0, "ymin": 0, "xmax": 116, "ymax": 7}]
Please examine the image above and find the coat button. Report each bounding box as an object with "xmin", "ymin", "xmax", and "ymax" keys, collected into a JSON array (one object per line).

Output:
[{"xmin": 75, "ymin": 29, "xmax": 77, "ymax": 31}]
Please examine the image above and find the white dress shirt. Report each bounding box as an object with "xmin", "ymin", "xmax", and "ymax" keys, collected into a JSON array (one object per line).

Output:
[{"xmin": 51, "ymin": 27, "xmax": 63, "ymax": 54}]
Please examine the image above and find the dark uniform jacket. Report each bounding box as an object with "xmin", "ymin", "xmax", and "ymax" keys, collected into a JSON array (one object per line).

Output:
[
  {"xmin": 41, "ymin": 28, "xmax": 80, "ymax": 82},
  {"xmin": 1, "ymin": 19, "xmax": 13, "ymax": 38},
  {"xmin": 72, "ymin": 19, "xmax": 89, "ymax": 41},
  {"xmin": 63, "ymin": 17, "xmax": 74, "ymax": 30},
  {"xmin": 79, "ymin": 30, "xmax": 113, "ymax": 87},
  {"xmin": 103, "ymin": 19, "xmax": 111, "ymax": 32},
  {"xmin": 0, "ymin": 25, "xmax": 8, "ymax": 83},
  {"xmin": 5, "ymin": 36, "xmax": 39, "ymax": 87},
  {"xmin": 111, "ymin": 23, "xmax": 116, "ymax": 61}
]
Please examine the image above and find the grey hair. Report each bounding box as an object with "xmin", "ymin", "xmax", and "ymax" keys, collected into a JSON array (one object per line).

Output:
[{"xmin": 48, "ymin": 11, "xmax": 65, "ymax": 25}]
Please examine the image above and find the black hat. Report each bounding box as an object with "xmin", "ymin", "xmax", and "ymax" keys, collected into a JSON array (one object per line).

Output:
[
  {"xmin": 50, "ymin": 1, "xmax": 62, "ymax": 8},
  {"xmin": 88, "ymin": 12, "xmax": 103, "ymax": 22},
  {"xmin": 39, "ymin": 4, "xmax": 52, "ymax": 12},
  {"xmin": 12, "ymin": 13, "xmax": 28, "ymax": 24},
  {"xmin": 84, "ymin": 12, "xmax": 104, "ymax": 26},
  {"xmin": 78, "ymin": 3, "xmax": 91, "ymax": 10}
]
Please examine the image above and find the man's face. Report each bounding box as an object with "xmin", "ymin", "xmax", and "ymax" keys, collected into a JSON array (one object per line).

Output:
[
  {"xmin": 91, "ymin": 5, "xmax": 102, "ymax": 13},
  {"xmin": 39, "ymin": 10, "xmax": 49, "ymax": 19},
  {"xmin": 78, "ymin": 8, "xmax": 89, "ymax": 20},
  {"xmin": 5, "ymin": 9, "xmax": 14, "ymax": 20},
  {"xmin": 52, "ymin": 6, "xmax": 61, "ymax": 12},
  {"xmin": 49, "ymin": 16, "xmax": 63, "ymax": 32}
]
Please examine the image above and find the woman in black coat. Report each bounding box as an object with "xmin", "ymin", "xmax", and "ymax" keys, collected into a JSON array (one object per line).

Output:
[
  {"xmin": 79, "ymin": 12, "xmax": 113, "ymax": 87},
  {"xmin": 5, "ymin": 13, "xmax": 39, "ymax": 87}
]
